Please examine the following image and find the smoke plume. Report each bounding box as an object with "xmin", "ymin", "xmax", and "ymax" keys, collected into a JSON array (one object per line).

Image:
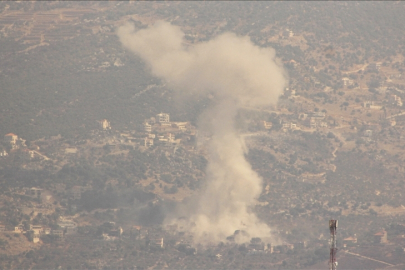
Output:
[{"xmin": 117, "ymin": 21, "xmax": 287, "ymax": 245}]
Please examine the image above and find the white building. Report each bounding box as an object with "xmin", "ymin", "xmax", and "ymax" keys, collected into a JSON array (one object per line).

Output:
[
  {"xmin": 100, "ymin": 119, "xmax": 111, "ymax": 130},
  {"xmin": 283, "ymin": 29, "xmax": 294, "ymax": 38},
  {"xmin": 263, "ymin": 121, "xmax": 273, "ymax": 130},
  {"xmin": 389, "ymin": 95, "xmax": 403, "ymax": 107},
  {"xmin": 342, "ymin": 77, "xmax": 354, "ymax": 87},
  {"xmin": 143, "ymin": 122, "xmax": 152, "ymax": 133},
  {"xmin": 145, "ymin": 138, "xmax": 154, "ymax": 147},
  {"xmin": 4, "ymin": 133, "xmax": 18, "ymax": 145},
  {"xmin": 150, "ymin": 237, "xmax": 164, "ymax": 249},
  {"xmin": 58, "ymin": 219, "xmax": 77, "ymax": 234},
  {"xmin": 156, "ymin": 113, "xmax": 170, "ymax": 123}
]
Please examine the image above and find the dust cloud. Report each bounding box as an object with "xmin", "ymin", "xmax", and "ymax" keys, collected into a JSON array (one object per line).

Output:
[{"xmin": 117, "ymin": 21, "xmax": 287, "ymax": 245}]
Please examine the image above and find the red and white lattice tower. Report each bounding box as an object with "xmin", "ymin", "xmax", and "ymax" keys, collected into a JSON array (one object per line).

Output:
[{"xmin": 329, "ymin": 220, "xmax": 338, "ymax": 270}]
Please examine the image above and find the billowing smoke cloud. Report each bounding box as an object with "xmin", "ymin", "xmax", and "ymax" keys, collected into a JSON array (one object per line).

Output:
[{"xmin": 117, "ymin": 21, "xmax": 287, "ymax": 245}]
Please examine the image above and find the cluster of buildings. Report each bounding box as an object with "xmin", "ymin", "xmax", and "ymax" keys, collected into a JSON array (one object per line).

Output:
[
  {"xmin": 8, "ymin": 219, "xmax": 76, "ymax": 243},
  {"xmin": 142, "ymin": 113, "xmax": 194, "ymax": 147},
  {"xmin": 294, "ymin": 111, "xmax": 328, "ymax": 130},
  {"xmin": 1, "ymin": 133, "xmax": 44, "ymax": 161},
  {"xmin": 93, "ymin": 114, "xmax": 195, "ymax": 149},
  {"xmin": 363, "ymin": 101, "xmax": 383, "ymax": 110},
  {"xmin": 262, "ymin": 110, "xmax": 330, "ymax": 133}
]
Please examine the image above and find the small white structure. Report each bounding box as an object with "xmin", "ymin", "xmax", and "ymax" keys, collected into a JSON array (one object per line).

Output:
[
  {"xmin": 150, "ymin": 237, "xmax": 164, "ymax": 249},
  {"xmin": 58, "ymin": 218, "xmax": 77, "ymax": 234},
  {"xmin": 143, "ymin": 122, "xmax": 152, "ymax": 133},
  {"xmin": 342, "ymin": 77, "xmax": 354, "ymax": 87},
  {"xmin": 263, "ymin": 121, "xmax": 273, "ymax": 130},
  {"xmin": 100, "ymin": 119, "xmax": 111, "ymax": 130},
  {"xmin": 283, "ymin": 29, "xmax": 294, "ymax": 38}
]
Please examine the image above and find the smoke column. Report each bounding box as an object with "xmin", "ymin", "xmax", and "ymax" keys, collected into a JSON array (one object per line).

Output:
[{"xmin": 117, "ymin": 21, "xmax": 287, "ymax": 244}]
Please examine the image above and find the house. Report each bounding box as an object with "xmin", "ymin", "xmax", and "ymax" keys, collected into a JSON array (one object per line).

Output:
[
  {"xmin": 0, "ymin": 150, "xmax": 8, "ymax": 157},
  {"xmin": 299, "ymin": 113, "xmax": 308, "ymax": 120},
  {"xmin": 26, "ymin": 188, "xmax": 42, "ymax": 198},
  {"xmin": 343, "ymin": 235, "xmax": 357, "ymax": 247},
  {"xmin": 165, "ymin": 224, "xmax": 178, "ymax": 235},
  {"xmin": 42, "ymin": 227, "xmax": 51, "ymax": 235},
  {"xmin": 150, "ymin": 237, "xmax": 164, "ymax": 249},
  {"xmin": 263, "ymin": 121, "xmax": 273, "ymax": 130},
  {"xmin": 21, "ymin": 149, "xmax": 35, "ymax": 160},
  {"xmin": 283, "ymin": 29, "xmax": 294, "ymax": 38},
  {"xmin": 286, "ymin": 243, "xmax": 294, "ymax": 250},
  {"xmin": 30, "ymin": 225, "xmax": 43, "ymax": 234},
  {"xmin": 0, "ymin": 224, "xmax": 5, "ymax": 232},
  {"xmin": 157, "ymin": 133, "xmax": 175, "ymax": 144},
  {"xmin": 368, "ymin": 63, "xmax": 381, "ymax": 72},
  {"xmin": 29, "ymin": 225, "xmax": 42, "ymax": 243},
  {"xmin": 284, "ymin": 87, "xmax": 296, "ymax": 97},
  {"xmin": 139, "ymin": 227, "xmax": 148, "ymax": 239},
  {"xmin": 143, "ymin": 122, "xmax": 152, "ymax": 133},
  {"xmin": 342, "ymin": 77, "xmax": 354, "ymax": 87},
  {"xmin": 70, "ymin": 186, "xmax": 82, "ymax": 200},
  {"xmin": 171, "ymin": 122, "xmax": 189, "ymax": 131},
  {"xmin": 32, "ymin": 234, "xmax": 40, "ymax": 243},
  {"xmin": 289, "ymin": 60, "xmax": 298, "ymax": 69},
  {"xmin": 4, "ymin": 133, "xmax": 18, "ymax": 145},
  {"xmin": 374, "ymin": 229, "xmax": 388, "ymax": 244},
  {"xmin": 102, "ymin": 233, "xmax": 113, "ymax": 241},
  {"xmin": 4, "ymin": 133, "xmax": 25, "ymax": 149},
  {"xmin": 363, "ymin": 101, "xmax": 382, "ymax": 110},
  {"xmin": 65, "ymin": 148, "xmax": 77, "ymax": 154},
  {"xmin": 99, "ymin": 119, "xmax": 111, "ymax": 130},
  {"xmin": 156, "ymin": 113, "xmax": 170, "ymax": 123},
  {"xmin": 293, "ymin": 241, "xmax": 307, "ymax": 249},
  {"xmin": 144, "ymin": 137, "xmax": 154, "ymax": 147},
  {"xmin": 268, "ymin": 244, "xmax": 274, "ymax": 254},
  {"xmin": 305, "ymin": 118, "xmax": 317, "ymax": 129},
  {"xmin": 108, "ymin": 227, "xmax": 123, "ymax": 237},
  {"xmin": 14, "ymin": 224, "xmax": 24, "ymax": 233},
  {"xmin": 389, "ymin": 95, "xmax": 403, "ymax": 107},
  {"xmin": 52, "ymin": 229, "xmax": 64, "ymax": 241},
  {"xmin": 282, "ymin": 122, "xmax": 297, "ymax": 131},
  {"xmin": 248, "ymin": 242, "xmax": 266, "ymax": 251},
  {"xmin": 311, "ymin": 112, "xmax": 326, "ymax": 120},
  {"xmin": 58, "ymin": 219, "xmax": 77, "ymax": 234}
]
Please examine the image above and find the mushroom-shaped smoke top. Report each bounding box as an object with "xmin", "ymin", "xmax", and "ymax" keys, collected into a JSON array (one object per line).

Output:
[{"xmin": 117, "ymin": 21, "xmax": 287, "ymax": 245}]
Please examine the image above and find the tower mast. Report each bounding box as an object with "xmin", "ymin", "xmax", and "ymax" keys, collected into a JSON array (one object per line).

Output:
[{"xmin": 329, "ymin": 220, "xmax": 338, "ymax": 270}]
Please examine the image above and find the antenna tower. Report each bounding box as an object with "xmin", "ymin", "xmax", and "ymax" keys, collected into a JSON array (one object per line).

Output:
[{"xmin": 329, "ymin": 219, "xmax": 338, "ymax": 270}]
